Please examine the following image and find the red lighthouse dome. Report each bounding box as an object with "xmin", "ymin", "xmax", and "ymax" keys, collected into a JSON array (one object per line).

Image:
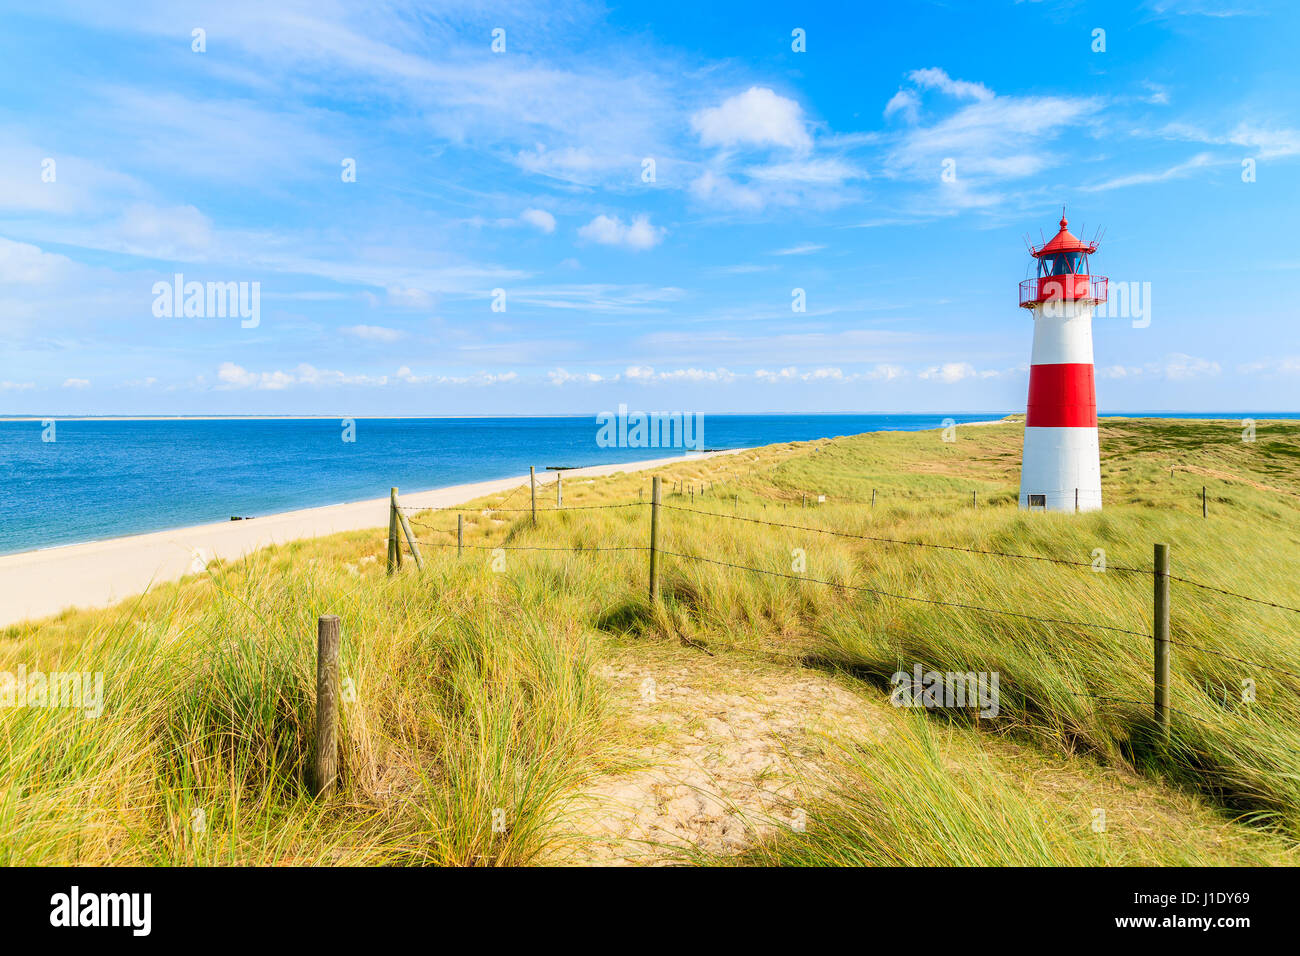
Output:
[{"xmin": 1019, "ymin": 216, "xmax": 1107, "ymax": 308}]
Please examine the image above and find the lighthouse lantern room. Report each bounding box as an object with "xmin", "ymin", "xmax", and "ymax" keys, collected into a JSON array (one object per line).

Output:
[{"xmin": 1017, "ymin": 214, "xmax": 1107, "ymax": 513}]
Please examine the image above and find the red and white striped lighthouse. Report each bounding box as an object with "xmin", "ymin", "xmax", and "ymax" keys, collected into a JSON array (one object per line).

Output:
[{"xmin": 1018, "ymin": 214, "xmax": 1108, "ymax": 512}]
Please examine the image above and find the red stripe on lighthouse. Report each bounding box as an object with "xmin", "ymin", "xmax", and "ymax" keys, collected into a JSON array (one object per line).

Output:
[{"xmin": 1026, "ymin": 363, "xmax": 1097, "ymax": 428}]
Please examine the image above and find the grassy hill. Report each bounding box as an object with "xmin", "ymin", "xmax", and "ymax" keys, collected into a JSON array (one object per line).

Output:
[{"xmin": 2, "ymin": 416, "xmax": 1298, "ymax": 865}]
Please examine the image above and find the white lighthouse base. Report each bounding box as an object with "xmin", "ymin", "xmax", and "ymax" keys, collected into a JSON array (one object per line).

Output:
[{"xmin": 1018, "ymin": 426, "xmax": 1102, "ymax": 512}]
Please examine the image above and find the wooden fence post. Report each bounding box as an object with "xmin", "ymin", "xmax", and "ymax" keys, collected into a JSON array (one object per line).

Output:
[
  {"xmin": 529, "ymin": 466, "xmax": 537, "ymax": 524},
  {"xmin": 457, "ymin": 513, "xmax": 463, "ymax": 558},
  {"xmin": 1075, "ymin": 487, "xmax": 1079, "ymax": 512},
  {"xmin": 557, "ymin": 472, "xmax": 563, "ymax": 508},
  {"xmin": 1154, "ymin": 543, "xmax": 1171, "ymax": 745},
  {"xmin": 871, "ymin": 488, "xmax": 876, "ymax": 508},
  {"xmin": 972, "ymin": 490, "xmax": 977, "ymax": 509},
  {"xmin": 1202, "ymin": 485, "xmax": 1207, "ymax": 519},
  {"xmin": 313, "ymin": 615, "xmax": 341, "ymax": 797},
  {"xmin": 649, "ymin": 476, "xmax": 661, "ymax": 603},
  {"xmin": 393, "ymin": 490, "xmax": 424, "ymax": 572},
  {"xmin": 387, "ymin": 487, "xmax": 400, "ymax": 574}
]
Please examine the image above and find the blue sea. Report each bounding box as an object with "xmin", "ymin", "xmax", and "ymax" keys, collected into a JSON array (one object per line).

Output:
[{"xmin": 0, "ymin": 412, "xmax": 1294, "ymax": 555}]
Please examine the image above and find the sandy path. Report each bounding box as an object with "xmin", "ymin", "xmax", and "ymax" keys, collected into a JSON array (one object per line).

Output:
[
  {"xmin": 548, "ymin": 651, "xmax": 885, "ymax": 865},
  {"xmin": 0, "ymin": 450, "xmax": 742, "ymax": 628}
]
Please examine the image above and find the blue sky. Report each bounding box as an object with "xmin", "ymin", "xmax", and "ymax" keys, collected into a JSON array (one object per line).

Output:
[{"xmin": 1, "ymin": 0, "xmax": 1297, "ymax": 416}]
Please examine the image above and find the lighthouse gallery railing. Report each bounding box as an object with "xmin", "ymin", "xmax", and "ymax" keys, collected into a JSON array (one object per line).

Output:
[{"xmin": 1019, "ymin": 275, "xmax": 1108, "ymax": 308}]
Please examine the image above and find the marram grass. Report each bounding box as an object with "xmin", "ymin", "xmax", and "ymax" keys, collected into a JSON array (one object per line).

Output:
[{"xmin": 1, "ymin": 417, "xmax": 1298, "ymax": 864}]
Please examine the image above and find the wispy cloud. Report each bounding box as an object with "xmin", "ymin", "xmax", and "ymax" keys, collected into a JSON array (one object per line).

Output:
[
  {"xmin": 577, "ymin": 214, "xmax": 665, "ymax": 250},
  {"xmin": 771, "ymin": 243, "xmax": 826, "ymax": 256},
  {"xmin": 1081, "ymin": 152, "xmax": 1219, "ymax": 191},
  {"xmin": 342, "ymin": 324, "xmax": 406, "ymax": 342}
]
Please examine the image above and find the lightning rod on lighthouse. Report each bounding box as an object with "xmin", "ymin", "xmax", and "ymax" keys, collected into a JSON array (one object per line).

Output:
[{"xmin": 1017, "ymin": 213, "xmax": 1108, "ymax": 512}]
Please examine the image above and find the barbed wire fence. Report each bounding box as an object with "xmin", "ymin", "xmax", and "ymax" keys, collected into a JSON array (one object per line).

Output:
[{"xmin": 381, "ymin": 471, "xmax": 1300, "ymax": 739}]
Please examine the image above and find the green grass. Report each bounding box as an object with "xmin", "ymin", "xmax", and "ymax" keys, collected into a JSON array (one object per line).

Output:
[{"xmin": 2, "ymin": 417, "xmax": 1298, "ymax": 865}]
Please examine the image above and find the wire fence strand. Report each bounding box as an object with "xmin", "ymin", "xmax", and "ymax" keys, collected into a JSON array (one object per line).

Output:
[
  {"xmin": 1169, "ymin": 575, "xmax": 1300, "ymax": 616},
  {"xmin": 657, "ymin": 548, "xmax": 1153, "ymax": 638},
  {"xmin": 658, "ymin": 501, "xmax": 1151, "ymax": 574},
  {"xmin": 399, "ymin": 500, "xmax": 646, "ymax": 514},
  {"xmin": 387, "ymin": 484, "xmax": 1300, "ymax": 684}
]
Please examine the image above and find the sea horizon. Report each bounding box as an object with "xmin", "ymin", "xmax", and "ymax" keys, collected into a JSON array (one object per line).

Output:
[
  {"xmin": 2, "ymin": 410, "xmax": 1298, "ymax": 421},
  {"xmin": 2, "ymin": 411, "xmax": 1295, "ymax": 557}
]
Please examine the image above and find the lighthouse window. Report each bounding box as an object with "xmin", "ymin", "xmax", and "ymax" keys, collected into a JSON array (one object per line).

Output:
[{"xmin": 1040, "ymin": 253, "xmax": 1084, "ymax": 277}]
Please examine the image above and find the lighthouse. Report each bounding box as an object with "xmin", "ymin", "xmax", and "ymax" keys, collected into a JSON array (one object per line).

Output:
[{"xmin": 1018, "ymin": 214, "xmax": 1108, "ymax": 512}]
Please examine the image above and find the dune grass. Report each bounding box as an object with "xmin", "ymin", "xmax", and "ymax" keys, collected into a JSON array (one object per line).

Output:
[{"xmin": 1, "ymin": 417, "xmax": 1298, "ymax": 864}]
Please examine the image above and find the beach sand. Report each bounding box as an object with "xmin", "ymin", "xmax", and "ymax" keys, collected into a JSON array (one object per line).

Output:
[{"xmin": 0, "ymin": 450, "xmax": 743, "ymax": 629}]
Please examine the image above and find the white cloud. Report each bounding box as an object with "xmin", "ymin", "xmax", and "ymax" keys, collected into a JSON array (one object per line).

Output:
[
  {"xmin": 1099, "ymin": 365, "xmax": 1141, "ymax": 379},
  {"xmin": 216, "ymin": 361, "xmax": 389, "ymax": 390},
  {"xmin": 689, "ymin": 170, "xmax": 764, "ymax": 210},
  {"xmin": 578, "ymin": 214, "xmax": 665, "ymax": 250},
  {"xmin": 1238, "ymin": 355, "xmax": 1300, "ymax": 375},
  {"xmin": 880, "ymin": 71, "xmax": 1103, "ymax": 211},
  {"xmin": 920, "ymin": 362, "xmax": 974, "ymax": 383},
  {"xmin": 623, "ymin": 365, "xmax": 738, "ymax": 384},
  {"xmin": 1140, "ymin": 81, "xmax": 1171, "ymax": 105},
  {"xmin": 867, "ymin": 363, "xmax": 907, "ymax": 381},
  {"xmin": 395, "ymin": 365, "xmax": 429, "ymax": 384},
  {"xmin": 385, "ymin": 286, "xmax": 433, "ymax": 308},
  {"xmin": 1227, "ymin": 123, "xmax": 1300, "ymax": 160},
  {"xmin": 0, "ymin": 237, "xmax": 73, "ymax": 283},
  {"xmin": 397, "ymin": 367, "xmax": 518, "ymax": 386},
  {"xmin": 661, "ymin": 367, "xmax": 736, "ymax": 383},
  {"xmin": 907, "ymin": 68, "xmax": 994, "ymax": 102},
  {"xmin": 507, "ymin": 283, "xmax": 684, "ymax": 313},
  {"xmin": 1156, "ymin": 121, "xmax": 1300, "ymax": 160},
  {"xmin": 888, "ymin": 94, "xmax": 1102, "ymax": 183},
  {"xmin": 117, "ymin": 203, "xmax": 213, "ymax": 258},
  {"xmin": 549, "ymin": 368, "xmax": 612, "ymax": 385},
  {"xmin": 520, "ymin": 208, "xmax": 557, "ymax": 233},
  {"xmin": 749, "ymin": 365, "xmax": 906, "ymax": 384},
  {"xmin": 62, "ymin": 378, "xmax": 91, "ymax": 388},
  {"xmin": 920, "ymin": 362, "xmax": 977, "ymax": 383},
  {"xmin": 771, "ymin": 243, "xmax": 825, "ymax": 256},
  {"xmin": 342, "ymin": 324, "xmax": 405, "ymax": 342},
  {"xmin": 0, "ymin": 380, "xmax": 35, "ymax": 391},
  {"xmin": 1100, "ymin": 354, "xmax": 1221, "ymax": 379},
  {"xmin": 884, "ymin": 89, "xmax": 921, "ymax": 124},
  {"xmin": 744, "ymin": 158, "xmax": 865, "ymax": 184},
  {"xmin": 1162, "ymin": 353, "xmax": 1221, "ymax": 379},
  {"xmin": 1082, "ymin": 152, "xmax": 1218, "ymax": 191},
  {"xmin": 691, "ymin": 87, "xmax": 811, "ymax": 150},
  {"xmin": 801, "ymin": 367, "xmax": 845, "ymax": 381},
  {"xmin": 436, "ymin": 371, "xmax": 518, "ymax": 386}
]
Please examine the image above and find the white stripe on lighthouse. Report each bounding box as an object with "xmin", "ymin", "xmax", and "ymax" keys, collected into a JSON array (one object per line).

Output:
[
  {"xmin": 1029, "ymin": 301, "xmax": 1094, "ymax": 365},
  {"xmin": 1019, "ymin": 427, "xmax": 1102, "ymax": 511},
  {"xmin": 1020, "ymin": 299, "xmax": 1102, "ymax": 512}
]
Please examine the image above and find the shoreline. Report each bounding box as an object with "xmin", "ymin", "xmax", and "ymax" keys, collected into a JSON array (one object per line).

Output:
[{"xmin": 0, "ymin": 449, "xmax": 745, "ymax": 629}]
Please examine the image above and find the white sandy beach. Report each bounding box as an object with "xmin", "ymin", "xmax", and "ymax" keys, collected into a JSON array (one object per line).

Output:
[{"xmin": 0, "ymin": 450, "xmax": 744, "ymax": 629}]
